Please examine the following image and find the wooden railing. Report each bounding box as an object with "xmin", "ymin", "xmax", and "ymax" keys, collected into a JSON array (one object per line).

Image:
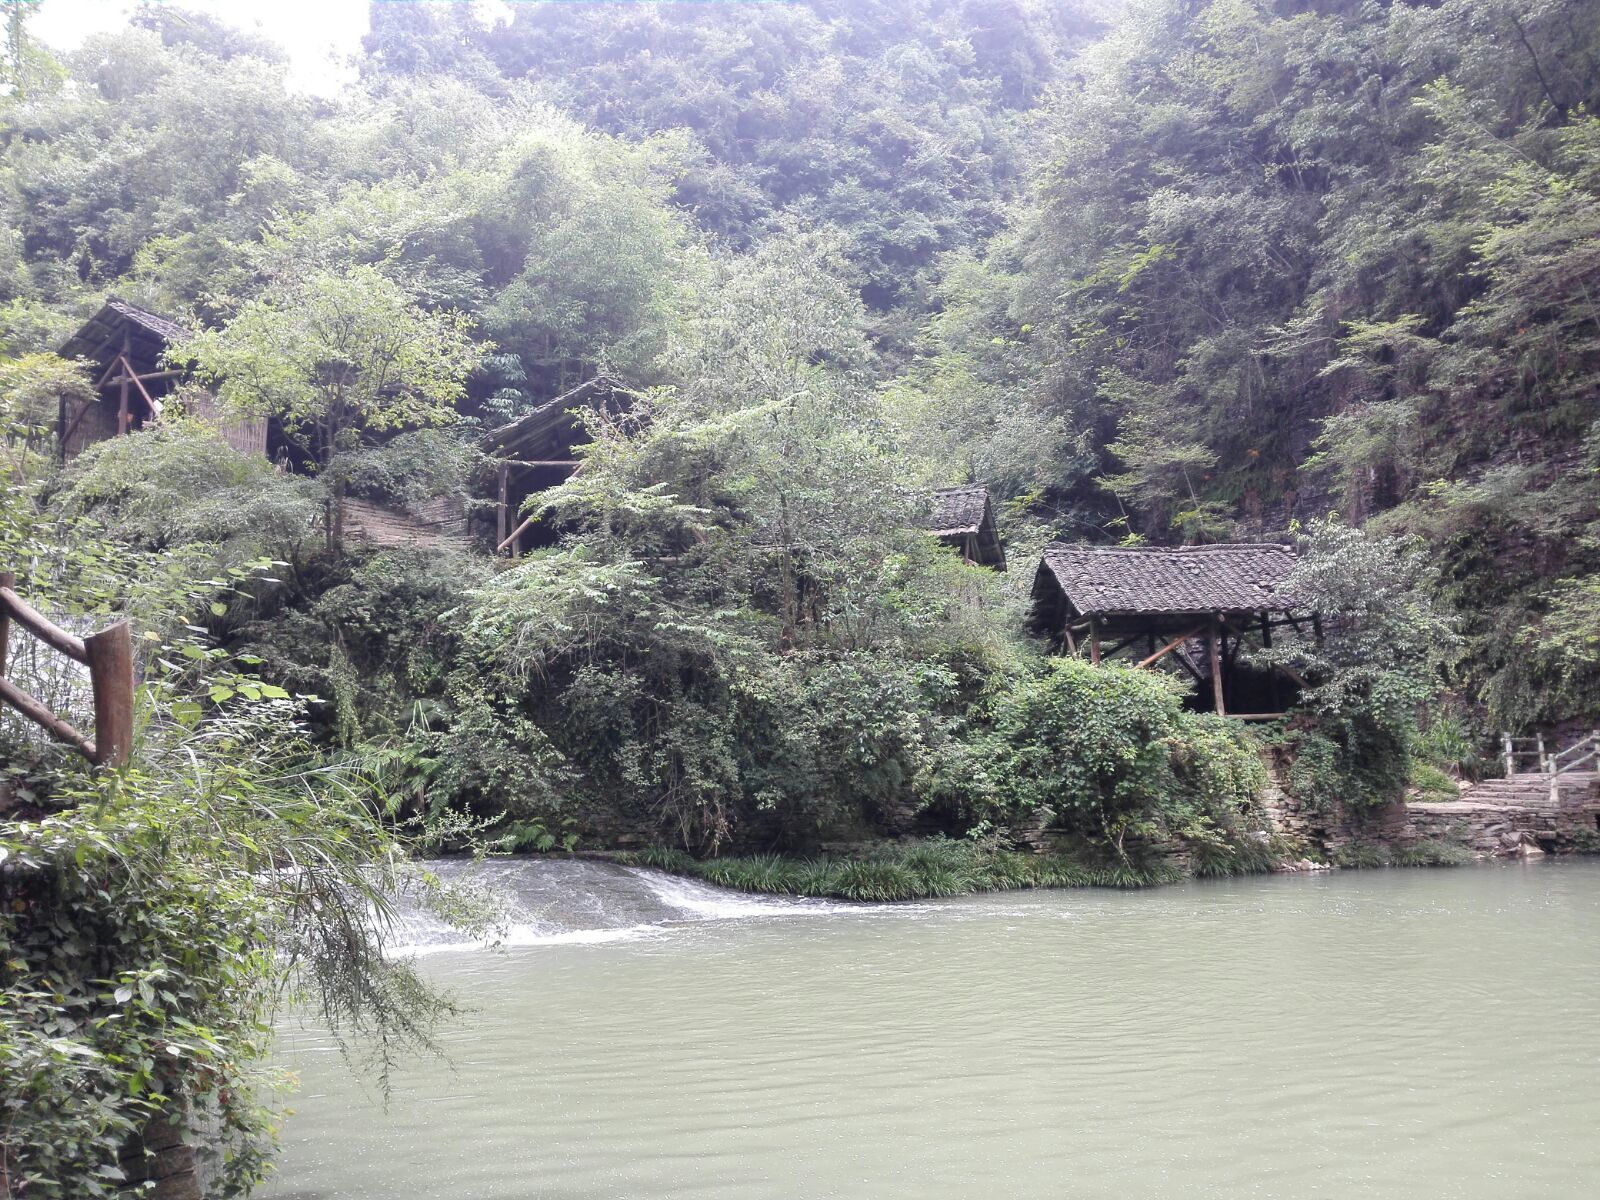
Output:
[
  {"xmin": 0, "ymin": 570, "xmax": 134, "ymax": 767},
  {"xmin": 1502, "ymin": 730, "xmax": 1600, "ymax": 777}
]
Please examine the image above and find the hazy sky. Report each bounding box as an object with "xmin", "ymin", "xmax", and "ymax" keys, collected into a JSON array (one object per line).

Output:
[{"xmin": 32, "ymin": 0, "xmax": 378, "ymax": 96}]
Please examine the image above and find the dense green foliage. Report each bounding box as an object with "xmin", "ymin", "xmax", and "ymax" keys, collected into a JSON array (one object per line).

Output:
[
  {"xmin": 1332, "ymin": 839, "xmax": 1477, "ymax": 870},
  {"xmin": 7, "ymin": 0, "xmax": 1587, "ymax": 1185},
  {"xmin": 0, "ymin": 480, "xmax": 495, "ymax": 1194},
  {"xmin": 363, "ymin": 0, "xmax": 1113, "ymax": 323},
  {"xmin": 2, "ymin": 718, "xmax": 465, "ymax": 1196},
  {"xmin": 1262, "ymin": 519, "xmax": 1461, "ymax": 810},
  {"xmin": 429, "ymin": 236, "xmax": 1021, "ymax": 852},
  {"xmin": 911, "ymin": 0, "xmax": 1600, "ymax": 730}
]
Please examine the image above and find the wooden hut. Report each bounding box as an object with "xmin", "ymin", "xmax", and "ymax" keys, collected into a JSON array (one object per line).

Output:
[
  {"xmin": 1030, "ymin": 542, "xmax": 1312, "ymax": 717},
  {"xmin": 56, "ymin": 298, "xmax": 266, "ymax": 459},
  {"xmin": 928, "ymin": 484, "xmax": 1006, "ymax": 570},
  {"xmin": 479, "ymin": 375, "xmax": 635, "ymax": 556}
]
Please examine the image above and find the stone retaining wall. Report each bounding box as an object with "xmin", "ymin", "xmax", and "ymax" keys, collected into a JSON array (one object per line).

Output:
[
  {"xmin": 1401, "ymin": 802, "xmax": 1553, "ymax": 856},
  {"xmin": 1260, "ymin": 753, "xmax": 1600, "ymax": 859}
]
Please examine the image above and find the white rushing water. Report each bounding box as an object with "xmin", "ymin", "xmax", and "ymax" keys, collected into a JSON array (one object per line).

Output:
[
  {"xmin": 387, "ymin": 858, "xmax": 853, "ymax": 956},
  {"xmin": 266, "ymin": 857, "xmax": 1600, "ymax": 1200}
]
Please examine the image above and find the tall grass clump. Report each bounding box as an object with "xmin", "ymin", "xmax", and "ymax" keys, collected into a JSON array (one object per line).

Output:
[
  {"xmin": 622, "ymin": 838, "xmax": 1195, "ymax": 901},
  {"xmin": 1335, "ymin": 838, "xmax": 1474, "ymax": 869},
  {"xmin": 1333, "ymin": 842, "xmax": 1394, "ymax": 868},
  {"xmin": 1390, "ymin": 839, "xmax": 1475, "ymax": 867},
  {"xmin": 1191, "ymin": 834, "xmax": 1288, "ymax": 879}
]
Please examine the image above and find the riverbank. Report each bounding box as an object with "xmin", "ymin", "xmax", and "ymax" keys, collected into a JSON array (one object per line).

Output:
[{"xmin": 612, "ymin": 835, "xmax": 1478, "ymax": 902}]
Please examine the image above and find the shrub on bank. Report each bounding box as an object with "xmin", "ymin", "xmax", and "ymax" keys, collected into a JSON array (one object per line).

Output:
[{"xmin": 980, "ymin": 660, "xmax": 1271, "ymax": 862}]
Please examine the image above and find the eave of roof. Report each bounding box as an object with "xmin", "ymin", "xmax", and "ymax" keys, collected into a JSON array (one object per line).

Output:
[
  {"xmin": 927, "ymin": 484, "xmax": 1006, "ymax": 570},
  {"xmin": 479, "ymin": 374, "xmax": 633, "ymax": 455},
  {"xmin": 58, "ymin": 298, "xmax": 188, "ymax": 366}
]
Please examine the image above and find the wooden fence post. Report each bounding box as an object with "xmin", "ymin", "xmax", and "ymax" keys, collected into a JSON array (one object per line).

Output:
[
  {"xmin": 1502, "ymin": 732, "xmax": 1515, "ymax": 777},
  {"xmin": 84, "ymin": 621, "xmax": 133, "ymax": 768}
]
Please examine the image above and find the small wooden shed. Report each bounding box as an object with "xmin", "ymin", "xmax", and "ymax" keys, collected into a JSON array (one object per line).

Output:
[
  {"xmin": 57, "ymin": 298, "xmax": 267, "ymax": 459},
  {"xmin": 479, "ymin": 375, "xmax": 635, "ymax": 556},
  {"xmin": 928, "ymin": 484, "xmax": 1006, "ymax": 570},
  {"xmin": 1030, "ymin": 542, "xmax": 1312, "ymax": 716}
]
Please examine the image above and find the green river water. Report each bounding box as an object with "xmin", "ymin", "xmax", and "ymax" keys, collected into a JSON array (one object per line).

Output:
[{"xmin": 260, "ymin": 858, "xmax": 1600, "ymax": 1199}]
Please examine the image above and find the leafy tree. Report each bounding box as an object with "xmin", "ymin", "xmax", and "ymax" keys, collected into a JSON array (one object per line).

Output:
[
  {"xmin": 1263, "ymin": 519, "xmax": 1461, "ymax": 808},
  {"xmin": 177, "ymin": 265, "xmax": 483, "ymax": 465},
  {"xmin": 0, "ymin": 481, "xmax": 497, "ymax": 1195},
  {"xmin": 390, "ymin": 0, "xmax": 1110, "ymax": 321},
  {"xmin": 0, "ymin": 351, "xmax": 90, "ymax": 466},
  {"xmin": 435, "ymin": 234, "xmax": 1021, "ymax": 851}
]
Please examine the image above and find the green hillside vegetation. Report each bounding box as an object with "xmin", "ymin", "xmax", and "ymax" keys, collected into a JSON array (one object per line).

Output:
[
  {"xmin": 3, "ymin": 2, "xmax": 1598, "ymax": 1190},
  {"xmin": 3, "ymin": 0, "xmax": 1588, "ymax": 876},
  {"xmin": 905, "ymin": 0, "xmax": 1600, "ymax": 730}
]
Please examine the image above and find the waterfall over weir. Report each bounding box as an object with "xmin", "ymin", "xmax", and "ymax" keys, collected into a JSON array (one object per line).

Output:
[{"xmin": 387, "ymin": 858, "xmax": 847, "ymax": 955}]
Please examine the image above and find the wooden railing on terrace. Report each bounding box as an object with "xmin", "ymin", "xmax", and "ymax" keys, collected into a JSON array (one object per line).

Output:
[
  {"xmin": 0, "ymin": 570, "xmax": 133, "ymax": 767},
  {"xmin": 1501, "ymin": 730, "xmax": 1600, "ymax": 778}
]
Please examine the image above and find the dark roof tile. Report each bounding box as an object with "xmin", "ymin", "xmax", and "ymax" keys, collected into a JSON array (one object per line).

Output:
[
  {"xmin": 104, "ymin": 299, "xmax": 188, "ymax": 344},
  {"xmin": 928, "ymin": 484, "xmax": 990, "ymax": 535},
  {"xmin": 1037, "ymin": 543, "xmax": 1299, "ymax": 617}
]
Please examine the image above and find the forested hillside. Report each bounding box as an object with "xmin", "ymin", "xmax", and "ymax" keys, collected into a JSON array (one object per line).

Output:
[
  {"xmin": 905, "ymin": 0, "xmax": 1600, "ymax": 729},
  {"xmin": 7, "ymin": 1, "xmax": 1600, "ymax": 1190},
  {"xmin": 363, "ymin": 0, "xmax": 1114, "ymax": 326},
  {"xmin": 1, "ymin": 0, "xmax": 1596, "ymax": 840}
]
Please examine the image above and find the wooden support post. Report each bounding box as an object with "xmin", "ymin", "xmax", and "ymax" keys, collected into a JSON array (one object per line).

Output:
[
  {"xmin": 1089, "ymin": 619, "xmax": 1101, "ymax": 665},
  {"xmin": 123, "ymin": 357, "xmax": 159, "ymax": 416},
  {"xmin": 1136, "ymin": 625, "xmax": 1206, "ymax": 670},
  {"xmin": 118, "ymin": 333, "xmax": 131, "ymax": 435},
  {"xmin": 496, "ymin": 462, "xmax": 509, "ymax": 549},
  {"xmin": 1062, "ymin": 622, "xmax": 1077, "ymax": 657},
  {"xmin": 103, "ymin": 367, "xmax": 184, "ymax": 385},
  {"xmin": 1208, "ymin": 620, "xmax": 1225, "ymax": 715},
  {"xmin": 0, "ymin": 570, "xmax": 10, "ymax": 680},
  {"xmin": 496, "ymin": 512, "xmax": 538, "ymax": 556},
  {"xmin": 84, "ymin": 621, "xmax": 134, "ymax": 768},
  {"xmin": 1536, "ymin": 732, "xmax": 1548, "ymax": 774},
  {"xmin": 1262, "ymin": 612, "xmax": 1280, "ymax": 711}
]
